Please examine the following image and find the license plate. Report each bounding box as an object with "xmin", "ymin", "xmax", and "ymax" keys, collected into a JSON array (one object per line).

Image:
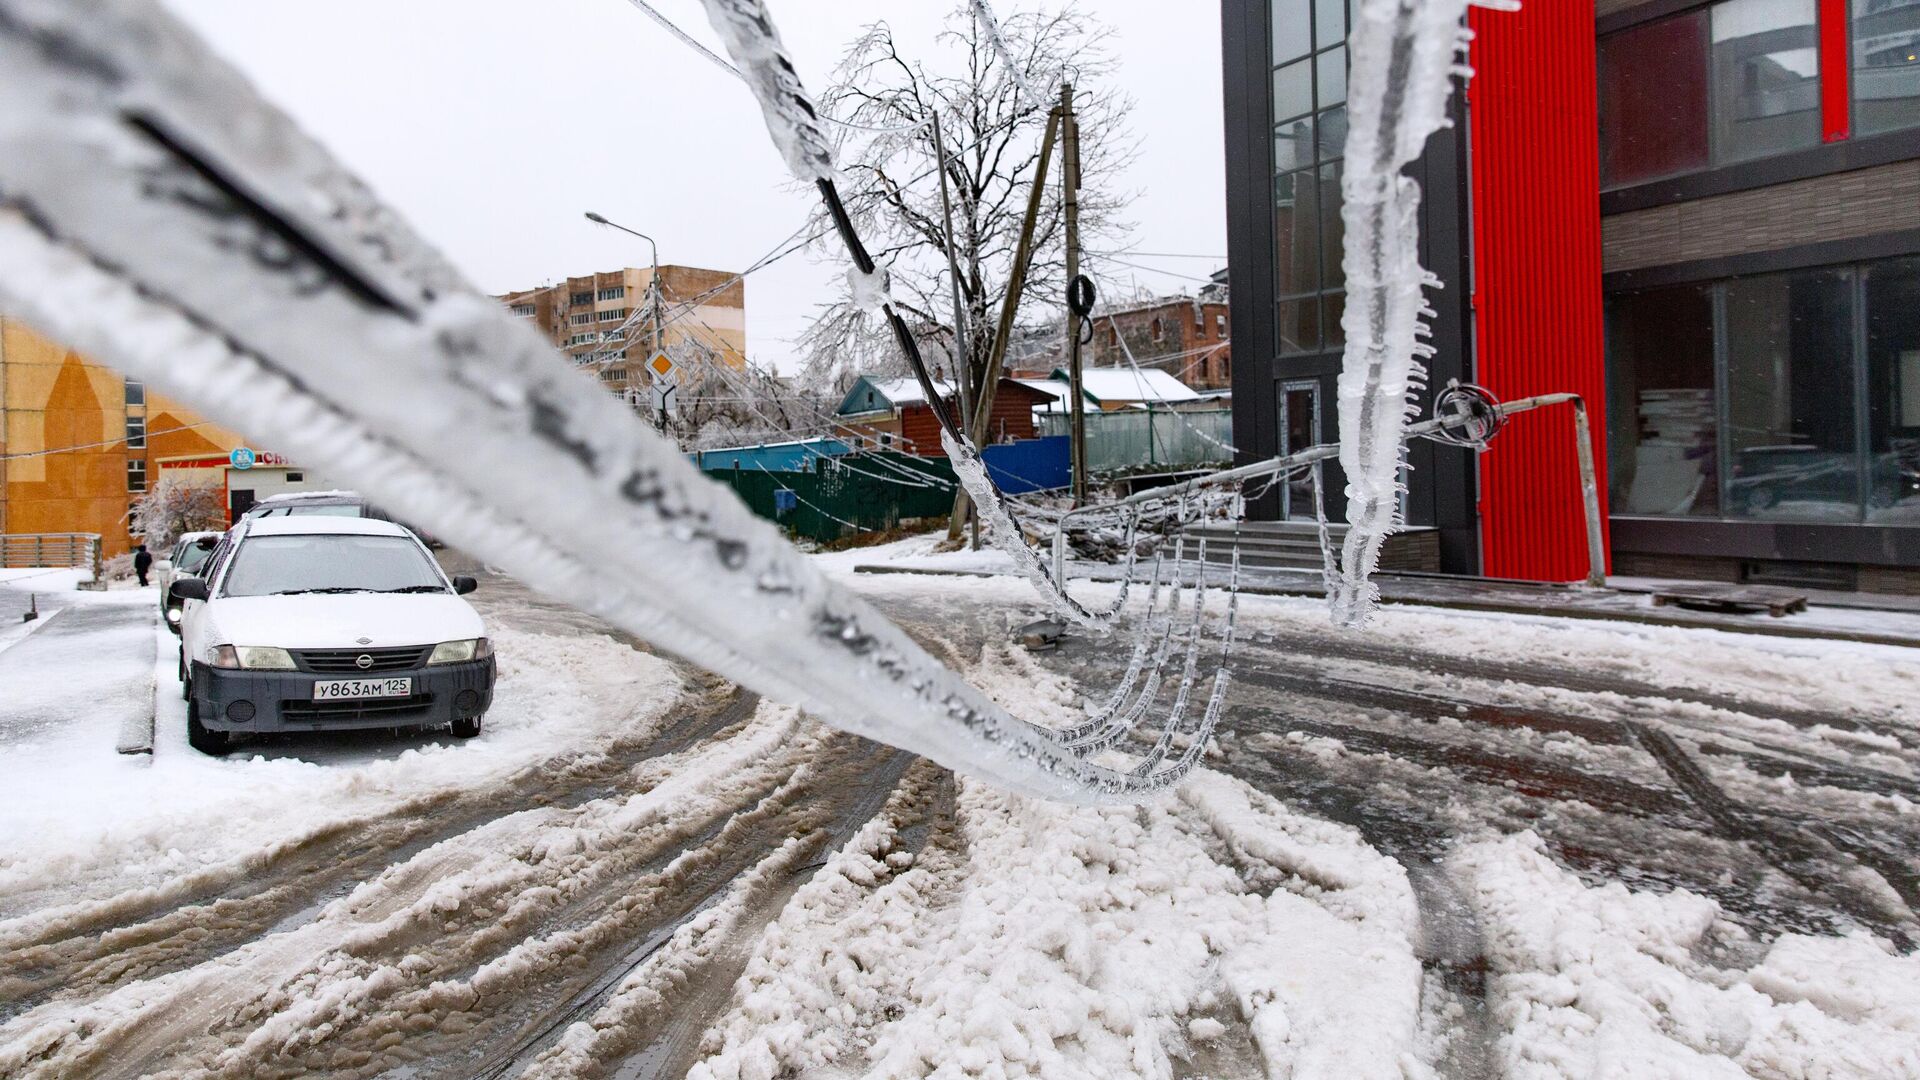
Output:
[{"xmin": 312, "ymin": 677, "xmax": 412, "ymax": 700}]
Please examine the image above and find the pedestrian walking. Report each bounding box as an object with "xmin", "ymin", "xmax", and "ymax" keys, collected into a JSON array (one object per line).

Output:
[{"xmin": 133, "ymin": 543, "xmax": 153, "ymax": 587}]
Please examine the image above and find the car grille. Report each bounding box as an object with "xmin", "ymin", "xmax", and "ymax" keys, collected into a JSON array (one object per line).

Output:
[
  {"xmin": 296, "ymin": 646, "xmax": 431, "ymax": 673},
  {"xmin": 281, "ymin": 694, "xmax": 436, "ymax": 722}
]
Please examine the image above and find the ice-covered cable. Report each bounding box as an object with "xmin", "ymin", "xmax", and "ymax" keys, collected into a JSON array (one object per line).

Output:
[
  {"xmin": 1331, "ymin": 0, "xmax": 1483, "ymax": 626},
  {"xmin": 0, "ymin": 0, "xmax": 1212, "ymax": 802}
]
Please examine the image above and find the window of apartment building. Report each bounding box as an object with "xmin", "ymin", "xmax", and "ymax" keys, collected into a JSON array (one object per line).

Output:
[
  {"xmin": 1151, "ymin": 317, "xmax": 1165, "ymax": 342},
  {"xmin": 509, "ymin": 303, "xmax": 536, "ymax": 318},
  {"xmin": 569, "ymin": 291, "xmax": 593, "ymax": 306},
  {"xmin": 124, "ymin": 378, "xmax": 145, "ymax": 407},
  {"xmin": 1607, "ymin": 255, "xmax": 1919, "ymax": 524},
  {"xmin": 1272, "ymin": 0, "xmax": 1349, "ymax": 354},
  {"xmin": 125, "ymin": 414, "xmax": 146, "ymax": 450},
  {"xmin": 598, "ymin": 308, "xmax": 629, "ymax": 323},
  {"xmin": 570, "ymin": 312, "xmax": 593, "ymax": 326},
  {"xmin": 126, "ymin": 459, "xmax": 147, "ymax": 493},
  {"xmin": 1217, "ymin": 313, "xmax": 1228, "ymax": 337},
  {"xmin": 597, "ymin": 286, "xmax": 626, "ymax": 301},
  {"xmin": 1853, "ymin": 0, "xmax": 1920, "ymax": 137}
]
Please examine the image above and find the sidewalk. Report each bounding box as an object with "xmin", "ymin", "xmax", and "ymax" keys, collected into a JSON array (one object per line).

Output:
[
  {"xmin": 0, "ymin": 587, "xmax": 156, "ymax": 753},
  {"xmin": 853, "ymin": 554, "xmax": 1920, "ymax": 648}
]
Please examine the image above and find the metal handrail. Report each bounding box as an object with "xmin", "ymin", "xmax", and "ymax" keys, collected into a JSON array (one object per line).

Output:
[
  {"xmin": 0, "ymin": 532, "xmax": 104, "ymax": 570},
  {"xmin": 1054, "ymin": 393, "xmax": 1607, "ymax": 588}
]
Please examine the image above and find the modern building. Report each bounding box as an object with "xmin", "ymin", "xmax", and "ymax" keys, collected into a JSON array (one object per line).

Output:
[
  {"xmin": 1088, "ymin": 293, "xmax": 1234, "ymax": 391},
  {"xmin": 1222, "ymin": 0, "xmax": 1920, "ymax": 591},
  {"xmin": 497, "ymin": 265, "xmax": 747, "ymax": 399},
  {"xmin": 0, "ymin": 319, "xmax": 286, "ymax": 557}
]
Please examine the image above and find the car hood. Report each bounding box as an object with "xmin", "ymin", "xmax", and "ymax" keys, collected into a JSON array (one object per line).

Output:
[{"xmin": 205, "ymin": 593, "xmax": 485, "ymax": 650}]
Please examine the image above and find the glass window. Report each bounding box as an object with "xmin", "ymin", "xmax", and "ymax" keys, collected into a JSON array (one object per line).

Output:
[
  {"xmin": 127, "ymin": 459, "xmax": 147, "ymax": 493},
  {"xmin": 1323, "ymin": 291, "xmax": 1346, "ymax": 349},
  {"xmin": 1318, "ymin": 103, "xmax": 1348, "ymax": 161},
  {"xmin": 1275, "ymin": 170, "xmax": 1320, "ymax": 296},
  {"xmin": 1725, "ymin": 267, "xmax": 1858, "ymax": 520},
  {"xmin": 1853, "ymin": 0, "xmax": 1920, "ymax": 136},
  {"xmin": 1275, "ymin": 114, "xmax": 1315, "ymax": 172},
  {"xmin": 1865, "ymin": 257, "xmax": 1920, "ymax": 522},
  {"xmin": 1278, "ymin": 298, "xmax": 1320, "ymax": 355},
  {"xmin": 125, "ymin": 415, "xmax": 146, "ymax": 450},
  {"xmin": 1273, "ymin": 59, "xmax": 1313, "ymax": 123},
  {"xmin": 1600, "ymin": 10, "xmax": 1711, "ymax": 186},
  {"xmin": 1317, "ymin": 47, "xmax": 1348, "ymax": 107},
  {"xmin": 1315, "ymin": 0, "xmax": 1346, "ymax": 48},
  {"xmin": 1712, "ymin": 0, "xmax": 1822, "ymax": 164},
  {"xmin": 124, "ymin": 379, "xmax": 145, "ymax": 406},
  {"xmin": 1606, "ymin": 285, "xmax": 1720, "ymax": 516},
  {"xmin": 1320, "ymin": 162, "xmax": 1346, "ymax": 289},
  {"xmin": 1273, "ymin": 0, "xmax": 1311, "ymax": 64}
]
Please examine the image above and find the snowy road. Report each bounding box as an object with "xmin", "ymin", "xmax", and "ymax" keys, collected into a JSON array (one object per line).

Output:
[{"xmin": 1, "ymin": 555, "xmax": 1916, "ymax": 1077}]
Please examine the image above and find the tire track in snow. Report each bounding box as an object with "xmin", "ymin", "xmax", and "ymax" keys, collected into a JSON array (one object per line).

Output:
[{"xmin": 0, "ymin": 681, "xmax": 754, "ymax": 1025}]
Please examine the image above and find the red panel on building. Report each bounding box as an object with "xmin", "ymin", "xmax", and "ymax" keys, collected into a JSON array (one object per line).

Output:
[
  {"xmin": 1468, "ymin": 3, "xmax": 1610, "ymax": 581},
  {"xmin": 1819, "ymin": 0, "xmax": 1852, "ymax": 142}
]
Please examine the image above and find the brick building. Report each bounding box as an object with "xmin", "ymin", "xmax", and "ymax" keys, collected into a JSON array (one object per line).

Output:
[
  {"xmin": 1222, "ymin": 0, "xmax": 1920, "ymax": 589},
  {"xmin": 1089, "ymin": 292, "xmax": 1234, "ymax": 392},
  {"xmin": 497, "ymin": 265, "xmax": 746, "ymax": 399},
  {"xmin": 834, "ymin": 376, "xmax": 1054, "ymax": 457}
]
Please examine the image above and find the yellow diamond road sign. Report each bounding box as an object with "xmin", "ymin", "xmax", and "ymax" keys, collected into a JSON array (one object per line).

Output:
[{"xmin": 647, "ymin": 352, "xmax": 675, "ymax": 379}]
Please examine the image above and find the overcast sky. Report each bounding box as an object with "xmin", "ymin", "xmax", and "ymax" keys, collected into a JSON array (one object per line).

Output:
[{"xmin": 162, "ymin": 0, "xmax": 1228, "ymax": 374}]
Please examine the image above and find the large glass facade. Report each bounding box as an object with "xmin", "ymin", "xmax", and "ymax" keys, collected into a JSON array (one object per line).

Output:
[
  {"xmin": 1712, "ymin": 0, "xmax": 1823, "ymax": 164},
  {"xmin": 1724, "ymin": 268, "xmax": 1856, "ymax": 519},
  {"xmin": 1866, "ymin": 257, "xmax": 1920, "ymax": 522},
  {"xmin": 1606, "ymin": 285, "xmax": 1720, "ymax": 515},
  {"xmin": 1601, "ymin": 10, "xmax": 1712, "ymax": 185},
  {"xmin": 1271, "ymin": 0, "xmax": 1349, "ymax": 354},
  {"xmin": 1853, "ymin": 0, "xmax": 1920, "ymax": 136},
  {"xmin": 1607, "ymin": 256, "xmax": 1920, "ymax": 525}
]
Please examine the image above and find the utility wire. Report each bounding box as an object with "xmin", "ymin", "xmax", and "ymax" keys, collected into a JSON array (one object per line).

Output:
[{"xmin": 0, "ymin": 422, "xmax": 213, "ymax": 461}]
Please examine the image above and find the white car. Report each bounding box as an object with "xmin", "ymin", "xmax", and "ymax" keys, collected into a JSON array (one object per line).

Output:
[{"xmin": 171, "ymin": 516, "xmax": 494, "ymax": 755}]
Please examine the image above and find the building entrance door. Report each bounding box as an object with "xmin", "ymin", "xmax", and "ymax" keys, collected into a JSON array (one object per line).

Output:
[{"xmin": 1279, "ymin": 380, "xmax": 1321, "ymax": 518}]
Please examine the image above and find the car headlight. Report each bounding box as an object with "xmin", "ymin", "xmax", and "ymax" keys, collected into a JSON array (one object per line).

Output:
[
  {"xmin": 210, "ymin": 644, "xmax": 239, "ymax": 669},
  {"xmin": 429, "ymin": 637, "xmax": 491, "ymax": 664},
  {"xmin": 235, "ymin": 646, "xmax": 297, "ymax": 670},
  {"xmin": 165, "ymin": 606, "xmax": 183, "ymax": 624}
]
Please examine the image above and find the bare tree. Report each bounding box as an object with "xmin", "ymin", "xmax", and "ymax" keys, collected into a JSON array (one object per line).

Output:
[{"xmin": 798, "ymin": 2, "xmax": 1136, "ymax": 404}]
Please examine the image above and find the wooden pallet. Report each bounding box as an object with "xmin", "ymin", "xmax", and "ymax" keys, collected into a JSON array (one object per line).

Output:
[{"xmin": 1650, "ymin": 584, "xmax": 1809, "ymax": 618}]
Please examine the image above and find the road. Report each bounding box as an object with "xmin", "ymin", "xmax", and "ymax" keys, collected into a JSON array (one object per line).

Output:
[{"xmin": 0, "ymin": 560, "xmax": 1913, "ymax": 1077}]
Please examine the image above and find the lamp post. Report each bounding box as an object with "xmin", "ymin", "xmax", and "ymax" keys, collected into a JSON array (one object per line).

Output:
[{"xmin": 585, "ymin": 211, "xmax": 667, "ymax": 424}]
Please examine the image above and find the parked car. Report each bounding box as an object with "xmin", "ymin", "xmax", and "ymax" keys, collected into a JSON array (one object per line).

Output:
[
  {"xmin": 158, "ymin": 530, "xmax": 223, "ymax": 630},
  {"xmin": 171, "ymin": 516, "xmax": 493, "ymax": 755},
  {"xmin": 243, "ymin": 490, "xmax": 442, "ymax": 547}
]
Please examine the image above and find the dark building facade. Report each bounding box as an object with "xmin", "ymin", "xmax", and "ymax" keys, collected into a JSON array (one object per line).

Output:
[{"xmin": 1223, "ymin": 0, "xmax": 1920, "ymax": 590}]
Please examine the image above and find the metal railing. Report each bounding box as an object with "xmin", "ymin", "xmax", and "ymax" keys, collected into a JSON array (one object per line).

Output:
[
  {"xmin": 0, "ymin": 532, "xmax": 103, "ymax": 571},
  {"xmin": 1054, "ymin": 392, "xmax": 1606, "ymax": 588}
]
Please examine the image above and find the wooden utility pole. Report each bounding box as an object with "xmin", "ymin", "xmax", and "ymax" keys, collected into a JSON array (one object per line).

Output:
[
  {"xmin": 946, "ymin": 104, "xmax": 1064, "ymax": 541},
  {"xmin": 1061, "ymin": 83, "xmax": 1087, "ymax": 506}
]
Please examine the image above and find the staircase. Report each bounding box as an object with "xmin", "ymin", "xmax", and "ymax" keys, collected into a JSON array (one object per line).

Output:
[{"xmin": 1160, "ymin": 521, "xmax": 1441, "ymax": 573}]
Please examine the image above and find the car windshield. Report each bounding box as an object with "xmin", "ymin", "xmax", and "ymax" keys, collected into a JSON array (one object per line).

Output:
[
  {"xmin": 251, "ymin": 503, "xmax": 362, "ymax": 517},
  {"xmin": 176, "ymin": 542, "xmax": 215, "ymax": 575},
  {"xmin": 219, "ymin": 534, "xmax": 446, "ymax": 597}
]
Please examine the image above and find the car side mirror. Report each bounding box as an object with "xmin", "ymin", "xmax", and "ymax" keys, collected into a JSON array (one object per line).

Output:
[
  {"xmin": 452, "ymin": 576, "xmax": 478, "ymax": 595},
  {"xmin": 170, "ymin": 578, "xmax": 209, "ymax": 602}
]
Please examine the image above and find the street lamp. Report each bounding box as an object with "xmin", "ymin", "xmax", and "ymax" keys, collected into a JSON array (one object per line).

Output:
[{"xmin": 585, "ymin": 210, "xmax": 668, "ymax": 425}]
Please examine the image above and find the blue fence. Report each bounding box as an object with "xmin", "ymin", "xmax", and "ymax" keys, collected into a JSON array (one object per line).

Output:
[{"xmin": 981, "ymin": 435, "xmax": 1070, "ymax": 494}]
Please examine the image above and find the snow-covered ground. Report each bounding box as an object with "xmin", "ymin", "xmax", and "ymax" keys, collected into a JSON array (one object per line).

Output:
[{"xmin": 0, "ymin": 550, "xmax": 1916, "ymax": 1077}]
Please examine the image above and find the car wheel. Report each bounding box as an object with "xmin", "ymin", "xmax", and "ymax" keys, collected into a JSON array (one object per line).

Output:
[
  {"xmin": 450, "ymin": 714, "xmax": 483, "ymax": 739},
  {"xmin": 187, "ymin": 698, "xmax": 232, "ymax": 757}
]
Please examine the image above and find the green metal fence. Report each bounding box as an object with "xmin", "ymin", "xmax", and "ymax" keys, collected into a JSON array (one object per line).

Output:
[
  {"xmin": 1038, "ymin": 408, "xmax": 1233, "ymax": 474},
  {"xmin": 701, "ymin": 452, "xmax": 959, "ymax": 543}
]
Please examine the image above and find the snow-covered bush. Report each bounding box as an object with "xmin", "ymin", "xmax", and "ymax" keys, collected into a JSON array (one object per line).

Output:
[{"xmin": 132, "ymin": 478, "xmax": 227, "ymax": 551}]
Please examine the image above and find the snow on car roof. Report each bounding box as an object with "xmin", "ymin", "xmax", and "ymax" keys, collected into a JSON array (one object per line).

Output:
[
  {"xmin": 243, "ymin": 515, "xmax": 411, "ymax": 538},
  {"xmin": 253, "ymin": 489, "xmax": 361, "ymax": 504}
]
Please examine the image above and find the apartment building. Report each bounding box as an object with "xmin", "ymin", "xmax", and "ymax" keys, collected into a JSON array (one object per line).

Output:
[{"xmin": 497, "ymin": 265, "xmax": 747, "ymax": 397}]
